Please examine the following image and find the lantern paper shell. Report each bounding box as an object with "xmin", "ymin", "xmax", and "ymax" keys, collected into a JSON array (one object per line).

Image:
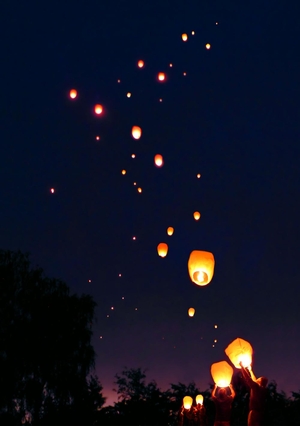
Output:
[
  {"xmin": 167, "ymin": 226, "xmax": 174, "ymax": 236},
  {"xmin": 188, "ymin": 250, "xmax": 215, "ymax": 286},
  {"xmin": 182, "ymin": 33, "xmax": 188, "ymax": 41},
  {"xmin": 211, "ymin": 361, "xmax": 233, "ymax": 387},
  {"xmin": 69, "ymin": 89, "xmax": 77, "ymax": 99},
  {"xmin": 132, "ymin": 126, "xmax": 142, "ymax": 140},
  {"xmin": 225, "ymin": 337, "xmax": 253, "ymax": 368},
  {"xmin": 196, "ymin": 394, "xmax": 203, "ymax": 405},
  {"xmin": 193, "ymin": 211, "xmax": 201, "ymax": 220},
  {"xmin": 188, "ymin": 307, "xmax": 195, "ymax": 317},
  {"xmin": 183, "ymin": 396, "xmax": 193, "ymax": 410},
  {"xmin": 154, "ymin": 154, "xmax": 164, "ymax": 167},
  {"xmin": 157, "ymin": 243, "xmax": 168, "ymax": 257}
]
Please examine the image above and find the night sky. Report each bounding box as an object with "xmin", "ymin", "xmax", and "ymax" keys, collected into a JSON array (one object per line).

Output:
[{"xmin": 1, "ymin": 0, "xmax": 300, "ymax": 406}]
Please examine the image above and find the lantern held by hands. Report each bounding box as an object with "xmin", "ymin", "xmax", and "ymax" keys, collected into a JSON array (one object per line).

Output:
[
  {"xmin": 188, "ymin": 250, "xmax": 215, "ymax": 286},
  {"xmin": 196, "ymin": 394, "xmax": 203, "ymax": 405},
  {"xmin": 183, "ymin": 396, "xmax": 193, "ymax": 410},
  {"xmin": 225, "ymin": 337, "xmax": 253, "ymax": 368},
  {"xmin": 211, "ymin": 361, "xmax": 233, "ymax": 387}
]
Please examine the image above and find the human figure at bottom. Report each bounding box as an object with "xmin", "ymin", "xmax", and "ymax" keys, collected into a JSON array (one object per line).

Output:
[
  {"xmin": 211, "ymin": 383, "xmax": 235, "ymax": 426},
  {"xmin": 240, "ymin": 362, "xmax": 268, "ymax": 426}
]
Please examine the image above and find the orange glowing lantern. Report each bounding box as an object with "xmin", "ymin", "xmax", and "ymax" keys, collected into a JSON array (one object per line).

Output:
[
  {"xmin": 225, "ymin": 338, "xmax": 253, "ymax": 369},
  {"xmin": 205, "ymin": 43, "xmax": 211, "ymax": 50},
  {"xmin": 94, "ymin": 104, "xmax": 103, "ymax": 115},
  {"xmin": 154, "ymin": 154, "xmax": 164, "ymax": 167},
  {"xmin": 157, "ymin": 72, "xmax": 166, "ymax": 82},
  {"xmin": 197, "ymin": 174, "xmax": 201, "ymax": 178},
  {"xmin": 188, "ymin": 307, "xmax": 195, "ymax": 317},
  {"xmin": 69, "ymin": 89, "xmax": 77, "ymax": 99},
  {"xmin": 188, "ymin": 250, "xmax": 215, "ymax": 286},
  {"xmin": 196, "ymin": 394, "xmax": 203, "ymax": 405},
  {"xmin": 183, "ymin": 396, "xmax": 193, "ymax": 410},
  {"xmin": 137, "ymin": 60, "xmax": 144, "ymax": 68},
  {"xmin": 121, "ymin": 170, "xmax": 126, "ymax": 175},
  {"xmin": 137, "ymin": 187, "xmax": 142, "ymax": 193},
  {"xmin": 132, "ymin": 126, "xmax": 142, "ymax": 140},
  {"xmin": 193, "ymin": 211, "xmax": 201, "ymax": 220},
  {"xmin": 127, "ymin": 92, "xmax": 132, "ymax": 98},
  {"xmin": 182, "ymin": 33, "xmax": 188, "ymax": 41},
  {"xmin": 211, "ymin": 361, "xmax": 233, "ymax": 387},
  {"xmin": 157, "ymin": 243, "xmax": 168, "ymax": 257},
  {"xmin": 167, "ymin": 226, "xmax": 174, "ymax": 236}
]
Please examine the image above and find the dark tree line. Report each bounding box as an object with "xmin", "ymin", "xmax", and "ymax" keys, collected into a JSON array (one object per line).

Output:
[{"xmin": 1, "ymin": 250, "xmax": 300, "ymax": 425}]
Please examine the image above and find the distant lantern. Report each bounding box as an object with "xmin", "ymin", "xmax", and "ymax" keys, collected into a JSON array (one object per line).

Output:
[
  {"xmin": 137, "ymin": 60, "xmax": 144, "ymax": 68},
  {"xmin": 188, "ymin": 250, "xmax": 215, "ymax": 286},
  {"xmin": 50, "ymin": 188, "xmax": 55, "ymax": 194},
  {"xmin": 94, "ymin": 104, "xmax": 103, "ymax": 115},
  {"xmin": 131, "ymin": 154, "xmax": 136, "ymax": 158},
  {"xmin": 127, "ymin": 92, "xmax": 132, "ymax": 98},
  {"xmin": 197, "ymin": 173, "xmax": 201, "ymax": 178},
  {"xmin": 183, "ymin": 396, "xmax": 193, "ymax": 410},
  {"xmin": 169, "ymin": 63, "xmax": 173, "ymax": 67},
  {"xmin": 167, "ymin": 226, "xmax": 174, "ymax": 236},
  {"xmin": 188, "ymin": 307, "xmax": 195, "ymax": 317},
  {"xmin": 182, "ymin": 33, "xmax": 188, "ymax": 41},
  {"xmin": 196, "ymin": 394, "xmax": 203, "ymax": 405},
  {"xmin": 137, "ymin": 187, "xmax": 142, "ymax": 193},
  {"xmin": 96, "ymin": 135, "xmax": 100, "ymax": 140},
  {"xmin": 154, "ymin": 154, "xmax": 164, "ymax": 167},
  {"xmin": 157, "ymin": 243, "xmax": 168, "ymax": 257},
  {"xmin": 121, "ymin": 170, "xmax": 126, "ymax": 175},
  {"xmin": 193, "ymin": 211, "xmax": 201, "ymax": 220},
  {"xmin": 157, "ymin": 72, "xmax": 166, "ymax": 82},
  {"xmin": 191, "ymin": 31, "xmax": 195, "ymax": 35},
  {"xmin": 69, "ymin": 89, "xmax": 77, "ymax": 99},
  {"xmin": 211, "ymin": 361, "xmax": 234, "ymax": 388},
  {"xmin": 132, "ymin": 126, "xmax": 142, "ymax": 140},
  {"xmin": 205, "ymin": 43, "xmax": 211, "ymax": 50},
  {"xmin": 225, "ymin": 338, "xmax": 253, "ymax": 369}
]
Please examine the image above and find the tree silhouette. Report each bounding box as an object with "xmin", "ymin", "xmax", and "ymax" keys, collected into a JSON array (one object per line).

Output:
[{"xmin": 0, "ymin": 249, "xmax": 105, "ymax": 425}]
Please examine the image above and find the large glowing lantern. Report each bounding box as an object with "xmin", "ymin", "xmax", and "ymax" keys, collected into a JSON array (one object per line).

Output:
[
  {"xmin": 94, "ymin": 104, "xmax": 103, "ymax": 115},
  {"xmin": 188, "ymin": 307, "xmax": 195, "ymax": 317},
  {"xmin": 132, "ymin": 126, "xmax": 142, "ymax": 140},
  {"xmin": 196, "ymin": 394, "xmax": 203, "ymax": 405},
  {"xmin": 193, "ymin": 211, "xmax": 201, "ymax": 220},
  {"xmin": 183, "ymin": 396, "xmax": 193, "ymax": 410},
  {"xmin": 167, "ymin": 227, "xmax": 174, "ymax": 236},
  {"xmin": 182, "ymin": 33, "xmax": 188, "ymax": 41},
  {"xmin": 157, "ymin": 243, "xmax": 168, "ymax": 257},
  {"xmin": 225, "ymin": 338, "xmax": 253, "ymax": 368},
  {"xmin": 211, "ymin": 361, "xmax": 233, "ymax": 387},
  {"xmin": 188, "ymin": 250, "xmax": 215, "ymax": 286},
  {"xmin": 154, "ymin": 154, "xmax": 164, "ymax": 167},
  {"xmin": 69, "ymin": 89, "xmax": 77, "ymax": 99}
]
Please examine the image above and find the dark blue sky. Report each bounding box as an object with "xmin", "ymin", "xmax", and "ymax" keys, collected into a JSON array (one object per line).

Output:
[{"xmin": 1, "ymin": 0, "xmax": 300, "ymax": 404}]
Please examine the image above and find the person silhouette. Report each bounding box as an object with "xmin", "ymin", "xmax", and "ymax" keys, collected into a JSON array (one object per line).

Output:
[
  {"xmin": 211, "ymin": 383, "xmax": 235, "ymax": 426},
  {"xmin": 239, "ymin": 362, "xmax": 268, "ymax": 426}
]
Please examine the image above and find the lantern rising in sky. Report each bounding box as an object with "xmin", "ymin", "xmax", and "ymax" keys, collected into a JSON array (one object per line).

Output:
[
  {"xmin": 183, "ymin": 396, "xmax": 193, "ymax": 410},
  {"xmin": 188, "ymin": 307, "xmax": 195, "ymax": 317},
  {"xmin": 157, "ymin": 243, "xmax": 168, "ymax": 257},
  {"xmin": 121, "ymin": 170, "xmax": 126, "ymax": 175},
  {"xmin": 188, "ymin": 250, "xmax": 215, "ymax": 286},
  {"xmin": 137, "ymin": 59, "xmax": 144, "ymax": 68},
  {"xmin": 211, "ymin": 361, "xmax": 233, "ymax": 387},
  {"xmin": 167, "ymin": 226, "xmax": 174, "ymax": 236},
  {"xmin": 131, "ymin": 126, "xmax": 142, "ymax": 140},
  {"xmin": 157, "ymin": 72, "xmax": 166, "ymax": 82},
  {"xmin": 205, "ymin": 43, "xmax": 211, "ymax": 50},
  {"xmin": 154, "ymin": 154, "xmax": 164, "ymax": 167},
  {"xmin": 69, "ymin": 89, "xmax": 77, "ymax": 99},
  {"xmin": 225, "ymin": 338, "xmax": 253, "ymax": 368},
  {"xmin": 182, "ymin": 33, "xmax": 188, "ymax": 41},
  {"xmin": 94, "ymin": 104, "xmax": 103, "ymax": 115},
  {"xmin": 193, "ymin": 211, "xmax": 201, "ymax": 220}
]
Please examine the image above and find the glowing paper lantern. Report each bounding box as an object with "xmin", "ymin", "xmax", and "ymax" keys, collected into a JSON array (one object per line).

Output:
[
  {"xmin": 127, "ymin": 92, "xmax": 132, "ymax": 98},
  {"xmin": 188, "ymin": 307, "xmax": 195, "ymax": 317},
  {"xmin": 154, "ymin": 154, "xmax": 164, "ymax": 167},
  {"xmin": 196, "ymin": 394, "xmax": 203, "ymax": 405},
  {"xmin": 121, "ymin": 170, "xmax": 126, "ymax": 175},
  {"xmin": 94, "ymin": 104, "xmax": 103, "ymax": 115},
  {"xmin": 193, "ymin": 211, "xmax": 201, "ymax": 220},
  {"xmin": 137, "ymin": 60, "xmax": 144, "ymax": 68},
  {"xmin": 182, "ymin": 33, "xmax": 188, "ymax": 41},
  {"xmin": 211, "ymin": 361, "xmax": 233, "ymax": 387},
  {"xmin": 183, "ymin": 396, "xmax": 193, "ymax": 410},
  {"xmin": 197, "ymin": 174, "xmax": 201, "ymax": 178},
  {"xmin": 188, "ymin": 250, "xmax": 215, "ymax": 286},
  {"xmin": 157, "ymin": 72, "xmax": 166, "ymax": 82},
  {"xmin": 157, "ymin": 243, "xmax": 168, "ymax": 257},
  {"xmin": 225, "ymin": 338, "xmax": 253, "ymax": 368},
  {"xmin": 137, "ymin": 187, "xmax": 142, "ymax": 193},
  {"xmin": 205, "ymin": 43, "xmax": 211, "ymax": 50},
  {"xmin": 132, "ymin": 126, "xmax": 142, "ymax": 140},
  {"xmin": 69, "ymin": 89, "xmax": 77, "ymax": 99},
  {"xmin": 167, "ymin": 227, "xmax": 174, "ymax": 236}
]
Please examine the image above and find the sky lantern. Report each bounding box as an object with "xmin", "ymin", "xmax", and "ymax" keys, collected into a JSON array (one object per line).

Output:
[
  {"xmin": 167, "ymin": 226, "xmax": 174, "ymax": 236},
  {"xmin": 137, "ymin": 187, "xmax": 142, "ymax": 193},
  {"xmin": 182, "ymin": 33, "xmax": 188, "ymax": 41},
  {"xmin": 69, "ymin": 89, "xmax": 77, "ymax": 99},
  {"xmin": 193, "ymin": 211, "xmax": 201, "ymax": 220},
  {"xmin": 183, "ymin": 396, "xmax": 193, "ymax": 410},
  {"xmin": 197, "ymin": 173, "xmax": 201, "ymax": 178},
  {"xmin": 132, "ymin": 126, "xmax": 142, "ymax": 140},
  {"xmin": 157, "ymin": 72, "xmax": 166, "ymax": 82},
  {"xmin": 94, "ymin": 104, "xmax": 103, "ymax": 115},
  {"xmin": 154, "ymin": 154, "xmax": 164, "ymax": 167},
  {"xmin": 50, "ymin": 188, "xmax": 55, "ymax": 194},
  {"xmin": 157, "ymin": 243, "xmax": 168, "ymax": 257},
  {"xmin": 127, "ymin": 92, "xmax": 131, "ymax": 98},
  {"xmin": 188, "ymin": 307, "xmax": 195, "ymax": 317},
  {"xmin": 191, "ymin": 30, "xmax": 195, "ymax": 35},
  {"xmin": 137, "ymin": 59, "xmax": 144, "ymax": 68},
  {"xmin": 225, "ymin": 338, "xmax": 253, "ymax": 368},
  {"xmin": 188, "ymin": 250, "xmax": 215, "ymax": 286},
  {"xmin": 121, "ymin": 170, "xmax": 126, "ymax": 175},
  {"xmin": 205, "ymin": 43, "xmax": 211, "ymax": 50},
  {"xmin": 196, "ymin": 394, "xmax": 203, "ymax": 405},
  {"xmin": 211, "ymin": 361, "xmax": 234, "ymax": 388}
]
